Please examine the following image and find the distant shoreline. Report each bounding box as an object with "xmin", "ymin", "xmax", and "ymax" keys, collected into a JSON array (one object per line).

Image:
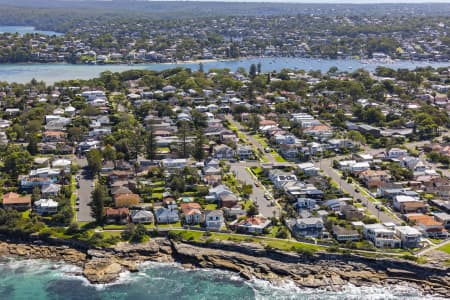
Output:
[{"xmin": 0, "ymin": 56, "xmax": 448, "ymax": 67}]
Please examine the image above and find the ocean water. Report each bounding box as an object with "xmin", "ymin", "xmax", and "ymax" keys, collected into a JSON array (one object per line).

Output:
[
  {"xmin": 0, "ymin": 57, "xmax": 448, "ymax": 84},
  {"xmin": 0, "ymin": 258, "xmax": 444, "ymax": 300},
  {"xmin": 0, "ymin": 26, "xmax": 62, "ymax": 36}
]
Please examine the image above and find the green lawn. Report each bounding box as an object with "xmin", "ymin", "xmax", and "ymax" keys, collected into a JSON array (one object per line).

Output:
[
  {"xmin": 157, "ymin": 221, "xmax": 182, "ymax": 228},
  {"xmin": 168, "ymin": 229, "xmax": 324, "ymax": 253},
  {"xmin": 268, "ymin": 226, "xmax": 280, "ymax": 238},
  {"xmin": 250, "ymin": 166, "xmax": 263, "ymax": 176},
  {"xmin": 272, "ymin": 152, "xmax": 287, "ymax": 162},
  {"xmin": 204, "ymin": 203, "xmax": 218, "ymax": 210},
  {"xmin": 102, "ymin": 231, "xmax": 122, "ymax": 238},
  {"xmin": 437, "ymin": 243, "xmax": 450, "ymax": 254},
  {"xmin": 157, "ymin": 147, "xmax": 170, "ymax": 153},
  {"xmin": 152, "ymin": 193, "xmax": 163, "ymax": 200},
  {"xmin": 252, "ymin": 134, "xmax": 269, "ymax": 148},
  {"xmin": 103, "ymin": 224, "xmax": 127, "ymax": 230}
]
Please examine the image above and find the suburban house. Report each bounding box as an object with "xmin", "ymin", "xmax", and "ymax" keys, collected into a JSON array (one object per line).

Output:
[
  {"xmin": 180, "ymin": 202, "xmax": 202, "ymax": 225},
  {"xmin": 294, "ymin": 198, "xmax": 316, "ymax": 211},
  {"xmin": 386, "ymin": 148, "xmax": 408, "ymax": 159},
  {"xmin": 287, "ymin": 217, "xmax": 324, "ymax": 238},
  {"xmin": 231, "ymin": 215, "xmax": 271, "ymax": 234},
  {"xmin": 203, "ymin": 210, "xmax": 225, "ymax": 230},
  {"xmin": 359, "ymin": 170, "xmax": 391, "ymax": 189},
  {"xmin": 236, "ymin": 145, "xmax": 253, "ymax": 160},
  {"xmin": 41, "ymin": 183, "xmax": 61, "ymax": 197},
  {"xmin": 43, "ymin": 131, "xmax": 67, "ymax": 142},
  {"xmin": 398, "ymin": 200, "xmax": 427, "ymax": 214},
  {"xmin": 208, "ymin": 184, "xmax": 239, "ymax": 208},
  {"xmin": 114, "ymin": 193, "xmax": 140, "ymax": 207},
  {"xmin": 284, "ymin": 182, "xmax": 324, "ymax": 200},
  {"xmin": 296, "ymin": 162, "xmax": 319, "ymax": 177},
  {"xmin": 434, "ymin": 212, "xmax": 450, "ymax": 229},
  {"xmin": 363, "ymin": 224, "xmax": 401, "ymax": 248},
  {"xmin": 268, "ymin": 170, "xmax": 298, "ymax": 189},
  {"xmin": 104, "ymin": 207, "xmax": 130, "ymax": 224},
  {"xmin": 213, "ymin": 144, "xmax": 235, "ymax": 160},
  {"xmin": 332, "ymin": 226, "xmax": 360, "ymax": 242},
  {"xmin": 279, "ymin": 144, "xmax": 299, "ymax": 160},
  {"xmin": 324, "ymin": 198, "xmax": 348, "ymax": 211},
  {"xmin": 20, "ymin": 167, "xmax": 61, "ymax": 190},
  {"xmin": 350, "ymin": 162, "xmax": 370, "ymax": 174},
  {"xmin": 223, "ymin": 204, "xmax": 246, "ymax": 219},
  {"xmin": 393, "ymin": 195, "xmax": 422, "ymax": 211},
  {"xmin": 161, "ymin": 158, "xmax": 187, "ymax": 170},
  {"xmin": 405, "ymin": 214, "xmax": 448, "ymax": 238},
  {"xmin": 203, "ymin": 165, "xmax": 222, "ymax": 176},
  {"xmin": 2, "ymin": 192, "xmax": 31, "ymax": 211},
  {"xmin": 155, "ymin": 207, "xmax": 179, "ymax": 224},
  {"xmin": 130, "ymin": 210, "xmax": 154, "ymax": 224},
  {"xmin": 341, "ymin": 204, "xmax": 365, "ymax": 221},
  {"xmin": 337, "ymin": 160, "xmax": 357, "ymax": 171},
  {"xmin": 395, "ymin": 226, "xmax": 422, "ymax": 248},
  {"xmin": 34, "ymin": 198, "xmax": 58, "ymax": 215}
]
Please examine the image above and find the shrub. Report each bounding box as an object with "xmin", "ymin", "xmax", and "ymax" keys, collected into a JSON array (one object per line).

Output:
[{"xmin": 65, "ymin": 223, "xmax": 80, "ymax": 235}]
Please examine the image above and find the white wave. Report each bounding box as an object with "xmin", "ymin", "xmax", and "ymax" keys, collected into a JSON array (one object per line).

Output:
[
  {"xmin": 245, "ymin": 278, "xmax": 445, "ymax": 300},
  {"xmin": 0, "ymin": 257, "xmax": 73, "ymax": 275}
]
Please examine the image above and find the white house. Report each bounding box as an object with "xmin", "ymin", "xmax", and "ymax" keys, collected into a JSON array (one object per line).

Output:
[
  {"xmin": 393, "ymin": 195, "xmax": 419, "ymax": 211},
  {"xmin": 237, "ymin": 145, "xmax": 253, "ymax": 160},
  {"xmin": 34, "ymin": 199, "xmax": 58, "ymax": 215},
  {"xmin": 131, "ymin": 210, "xmax": 154, "ymax": 224},
  {"xmin": 161, "ymin": 158, "xmax": 187, "ymax": 170},
  {"xmin": 203, "ymin": 210, "xmax": 224, "ymax": 230},
  {"xmin": 295, "ymin": 198, "xmax": 316, "ymax": 211},
  {"xmin": 350, "ymin": 162, "xmax": 370, "ymax": 173},
  {"xmin": 155, "ymin": 207, "xmax": 179, "ymax": 224},
  {"xmin": 52, "ymin": 159, "xmax": 72, "ymax": 170},
  {"xmin": 337, "ymin": 160, "xmax": 357, "ymax": 171},
  {"xmin": 287, "ymin": 217, "xmax": 324, "ymax": 238},
  {"xmin": 387, "ymin": 148, "xmax": 407, "ymax": 159},
  {"xmin": 363, "ymin": 224, "xmax": 401, "ymax": 248},
  {"xmin": 395, "ymin": 226, "xmax": 422, "ymax": 248},
  {"xmin": 296, "ymin": 162, "xmax": 319, "ymax": 176}
]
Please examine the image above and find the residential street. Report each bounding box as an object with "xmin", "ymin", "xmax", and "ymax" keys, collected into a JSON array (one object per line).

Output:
[
  {"xmin": 318, "ymin": 157, "xmax": 402, "ymax": 225},
  {"xmin": 74, "ymin": 156, "xmax": 95, "ymax": 222},
  {"xmin": 230, "ymin": 163, "xmax": 279, "ymax": 217},
  {"xmin": 225, "ymin": 114, "xmax": 277, "ymax": 164}
]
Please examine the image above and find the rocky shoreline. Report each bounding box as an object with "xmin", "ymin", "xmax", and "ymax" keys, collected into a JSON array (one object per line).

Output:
[{"xmin": 0, "ymin": 238, "xmax": 448, "ymax": 297}]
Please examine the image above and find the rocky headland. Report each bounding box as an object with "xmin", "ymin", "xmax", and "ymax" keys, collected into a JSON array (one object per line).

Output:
[{"xmin": 0, "ymin": 237, "xmax": 448, "ymax": 297}]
